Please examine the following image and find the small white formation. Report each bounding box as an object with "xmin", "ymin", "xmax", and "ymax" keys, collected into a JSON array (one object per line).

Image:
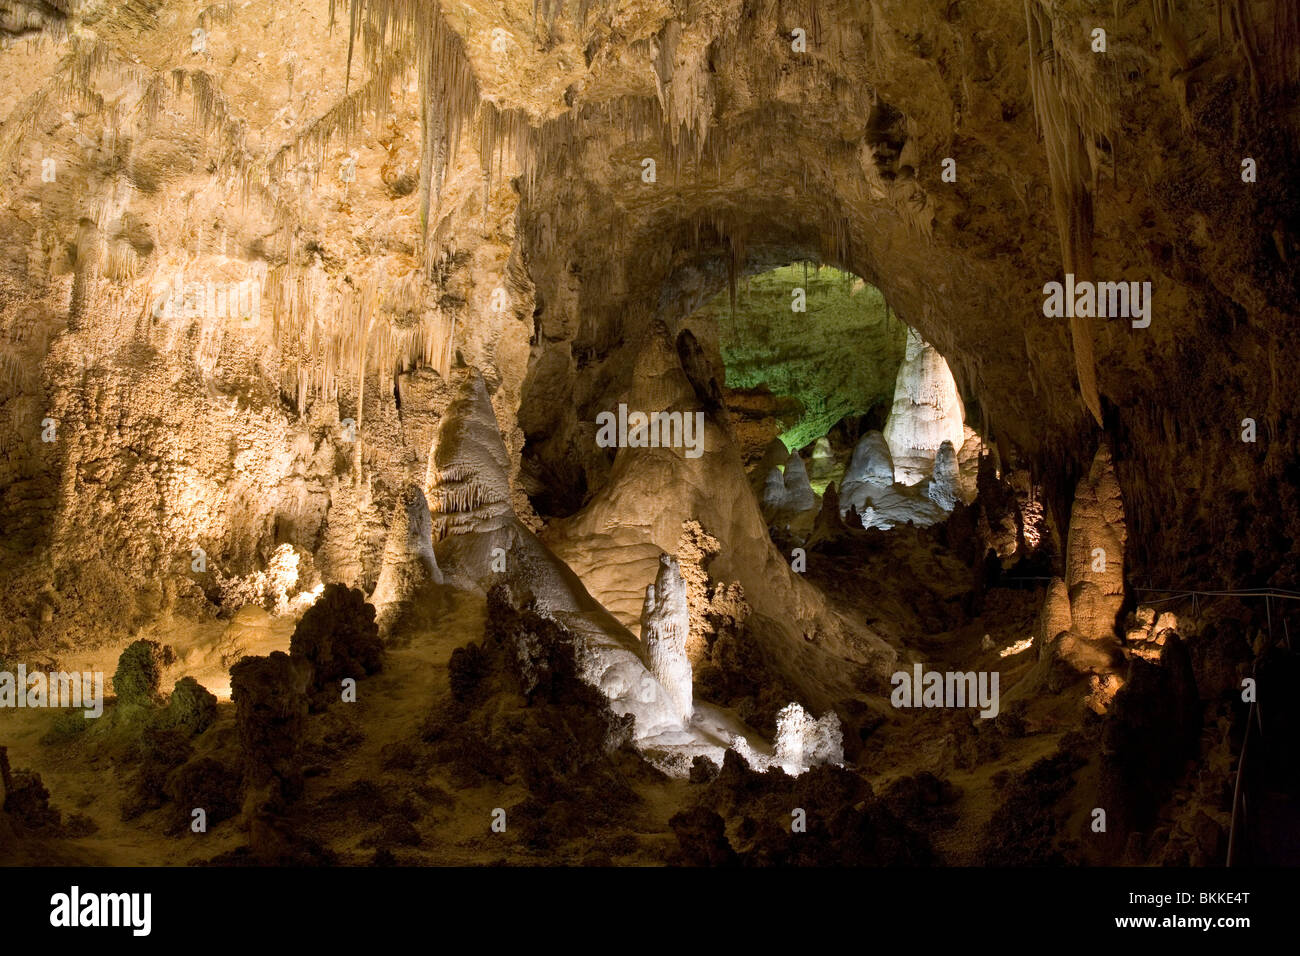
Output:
[
  {"xmin": 882, "ymin": 329, "xmax": 966, "ymax": 485},
  {"xmin": 730, "ymin": 702, "xmax": 844, "ymax": 776},
  {"xmin": 926, "ymin": 440, "xmax": 960, "ymax": 511},
  {"xmin": 369, "ymin": 483, "xmax": 443, "ymax": 631},
  {"xmin": 840, "ymin": 430, "xmax": 895, "ymax": 514},
  {"xmin": 772, "ymin": 702, "xmax": 844, "ymax": 773},
  {"xmin": 640, "ymin": 553, "xmax": 693, "ymax": 725},
  {"xmin": 214, "ymin": 543, "xmax": 319, "ymax": 616}
]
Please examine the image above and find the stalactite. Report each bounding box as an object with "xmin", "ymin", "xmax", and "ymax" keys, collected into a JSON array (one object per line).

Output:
[
  {"xmin": 1025, "ymin": 0, "xmax": 1112, "ymax": 426},
  {"xmin": 269, "ymin": 44, "xmax": 412, "ymax": 184}
]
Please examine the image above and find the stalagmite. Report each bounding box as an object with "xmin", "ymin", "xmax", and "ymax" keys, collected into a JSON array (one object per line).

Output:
[
  {"xmin": 426, "ymin": 371, "xmax": 514, "ymax": 539},
  {"xmin": 840, "ymin": 430, "xmax": 895, "ymax": 515},
  {"xmin": 809, "ymin": 437, "xmax": 836, "ymax": 479},
  {"xmin": 640, "ymin": 553, "xmax": 693, "ymax": 726},
  {"xmin": 369, "ymin": 484, "xmax": 443, "ymax": 632},
  {"xmin": 760, "ymin": 466, "xmax": 787, "ymax": 512},
  {"xmin": 1035, "ymin": 577, "xmax": 1074, "ymax": 659},
  {"xmin": 882, "ymin": 330, "xmax": 966, "ymax": 485},
  {"xmin": 781, "ymin": 453, "xmax": 817, "ymax": 514},
  {"xmin": 1065, "ymin": 443, "xmax": 1127, "ymax": 642},
  {"xmin": 926, "ymin": 440, "xmax": 960, "ymax": 511},
  {"xmin": 772, "ymin": 702, "xmax": 844, "ymax": 773}
]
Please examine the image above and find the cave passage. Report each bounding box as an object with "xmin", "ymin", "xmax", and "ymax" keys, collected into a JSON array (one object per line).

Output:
[{"xmin": 2, "ymin": 0, "xmax": 1298, "ymax": 877}]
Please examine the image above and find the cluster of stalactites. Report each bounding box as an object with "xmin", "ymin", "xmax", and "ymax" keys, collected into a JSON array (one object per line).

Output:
[{"xmin": 266, "ymin": 259, "xmax": 455, "ymax": 415}]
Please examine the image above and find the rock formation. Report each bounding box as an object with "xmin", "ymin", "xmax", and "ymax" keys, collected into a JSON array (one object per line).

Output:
[
  {"xmin": 926, "ymin": 440, "xmax": 960, "ymax": 511},
  {"xmin": 845, "ymin": 430, "xmax": 897, "ymax": 488},
  {"xmin": 0, "ymin": 0, "xmax": 1296, "ymax": 871},
  {"xmin": 882, "ymin": 331, "xmax": 967, "ymax": 485},
  {"xmin": 427, "ymin": 372, "xmax": 516, "ymax": 540},
  {"xmin": 772, "ymin": 703, "xmax": 845, "ymax": 774},
  {"xmin": 778, "ymin": 453, "xmax": 817, "ymax": 516},
  {"xmin": 369, "ymin": 484, "xmax": 444, "ymax": 632},
  {"xmin": 809, "ymin": 437, "xmax": 836, "ymax": 479},
  {"xmin": 640, "ymin": 554, "xmax": 693, "ymax": 726},
  {"xmin": 1065, "ymin": 444, "xmax": 1127, "ymax": 643},
  {"xmin": 1035, "ymin": 578, "xmax": 1074, "ymax": 660}
]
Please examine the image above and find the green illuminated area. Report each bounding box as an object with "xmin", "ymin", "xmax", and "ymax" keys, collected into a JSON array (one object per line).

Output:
[{"xmin": 694, "ymin": 264, "xmax": 907, "ymax": 452}]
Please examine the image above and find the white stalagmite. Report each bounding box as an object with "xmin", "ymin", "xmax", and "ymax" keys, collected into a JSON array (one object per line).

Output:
[
  {"xmin": 773, "ymin": 702, "xmax": 844, "ymax": 773},
  {"xmin": 640, "ymin": 552, "xmax": 693, "ymax": 725},
  {"xmin": 882, "ymin": 329, "xmax": 966, "ymax": 485},
  {"xmin": 840, "ymin": 430, "xmax": 894, "ymax": 514}
]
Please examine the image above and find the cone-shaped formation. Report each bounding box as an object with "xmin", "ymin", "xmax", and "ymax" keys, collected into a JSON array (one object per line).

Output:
[
  {"xmin": 1036, "ymin": 577, "xmax": 1074, "ymax": 659},
  {"xmin": 781, "ymin": 453, "xmax": 817, "ymax": 513},
  {"xmin": 427, "ymin": 371, "xmax": 514, "ymax": 539},
  {"xmin": 840, "ymin": 430, "xmax": 895, "ymax": 515},
  {"xmin": 641, "ymin": 553, "xmax": 693, "ymax": 726},
  {"xmin": 1065, "ymin": 443, "xmax": 1127, "ymax": 642},
  {"xmin": 760, "ymin": 466, "xmax": 787, "ymax": 511},
  {"xmin": 369, "ymin": 484, "xmax": 443, "ymax": 632},
  {"xmin": 847, "ymin": 430, "xmax": 896, "ymax": 485},
  {"xmin": 809, "ymin": 437, "xmax": 836, "ymax": 479},
  {"xmin": 882, "ymin": 330, "xmax": 966, "ymax": 485}
]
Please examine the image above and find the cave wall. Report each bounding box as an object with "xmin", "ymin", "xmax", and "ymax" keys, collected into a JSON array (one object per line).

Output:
[{"xmin": 1, "ymin": 0, "xmax": 1298, "ymax": 656}]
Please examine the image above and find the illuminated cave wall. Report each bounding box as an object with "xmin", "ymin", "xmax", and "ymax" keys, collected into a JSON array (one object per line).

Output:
[{"xmin": 688, "ymin": 265, "xmax": 907, "ymax": 453}]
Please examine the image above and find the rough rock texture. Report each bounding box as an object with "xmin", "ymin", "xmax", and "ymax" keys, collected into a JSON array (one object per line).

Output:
[
  {"xmin": 926, "ymin": 439, "xmax": 960, "ymax": 511},
  {"xmin": 230, "ymin": 650, "xmax": 312, "ymax": 811},
  {"xmin": 427, "ymin": 372, "xmax": 516, "ymax": 540},
  {"xmin": 1035, "ymin": 578, "xmax": 1074, "ymax": 660},
  {"xmin": 882, "ymin": 330, "xmax": 967, "ymax": 485},
  {"xmin": 673, "ymin": 520, "xmax": 749, "ymax": 667},
  {"xmin": 288, "ymin": 583, "xmax": 383, "ymax": 700},
  {"xmin": 368, "ymin": 483, "xmax": 443, "ymax": 632},
  {"xmin": 1065, "ymin": 444, "xmax": 1127, "ymax": 642},
  {"xmin": 771, "ymin": 702, "xmax": 844, "ymax": 775},
  {"xmin": 0, "ymin": 0, "xmax": 1296, "ymax": 666},
  {"xmin": 640, "ymin": 553, "xmax": 693, "ymax": 725},
  {"xmin": 0, "ymin": 0, "xmax": 1298, "ymax": 869},
  {"xmin": 545, "ymin": 319, "xmax": 898, "ymax": 713}
]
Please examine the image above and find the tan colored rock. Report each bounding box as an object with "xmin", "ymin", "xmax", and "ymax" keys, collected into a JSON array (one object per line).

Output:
[
  {"xmin": 1065, "ymin": 443, "xmax": 1127, "ymax": 641},
  {"xmin": 369, "ymin": 484, "xmax": 443, "ymax": 632},
  {"xmin": 1035, "ymin": 577, "xmax": 1073, "ymax": 660}
]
